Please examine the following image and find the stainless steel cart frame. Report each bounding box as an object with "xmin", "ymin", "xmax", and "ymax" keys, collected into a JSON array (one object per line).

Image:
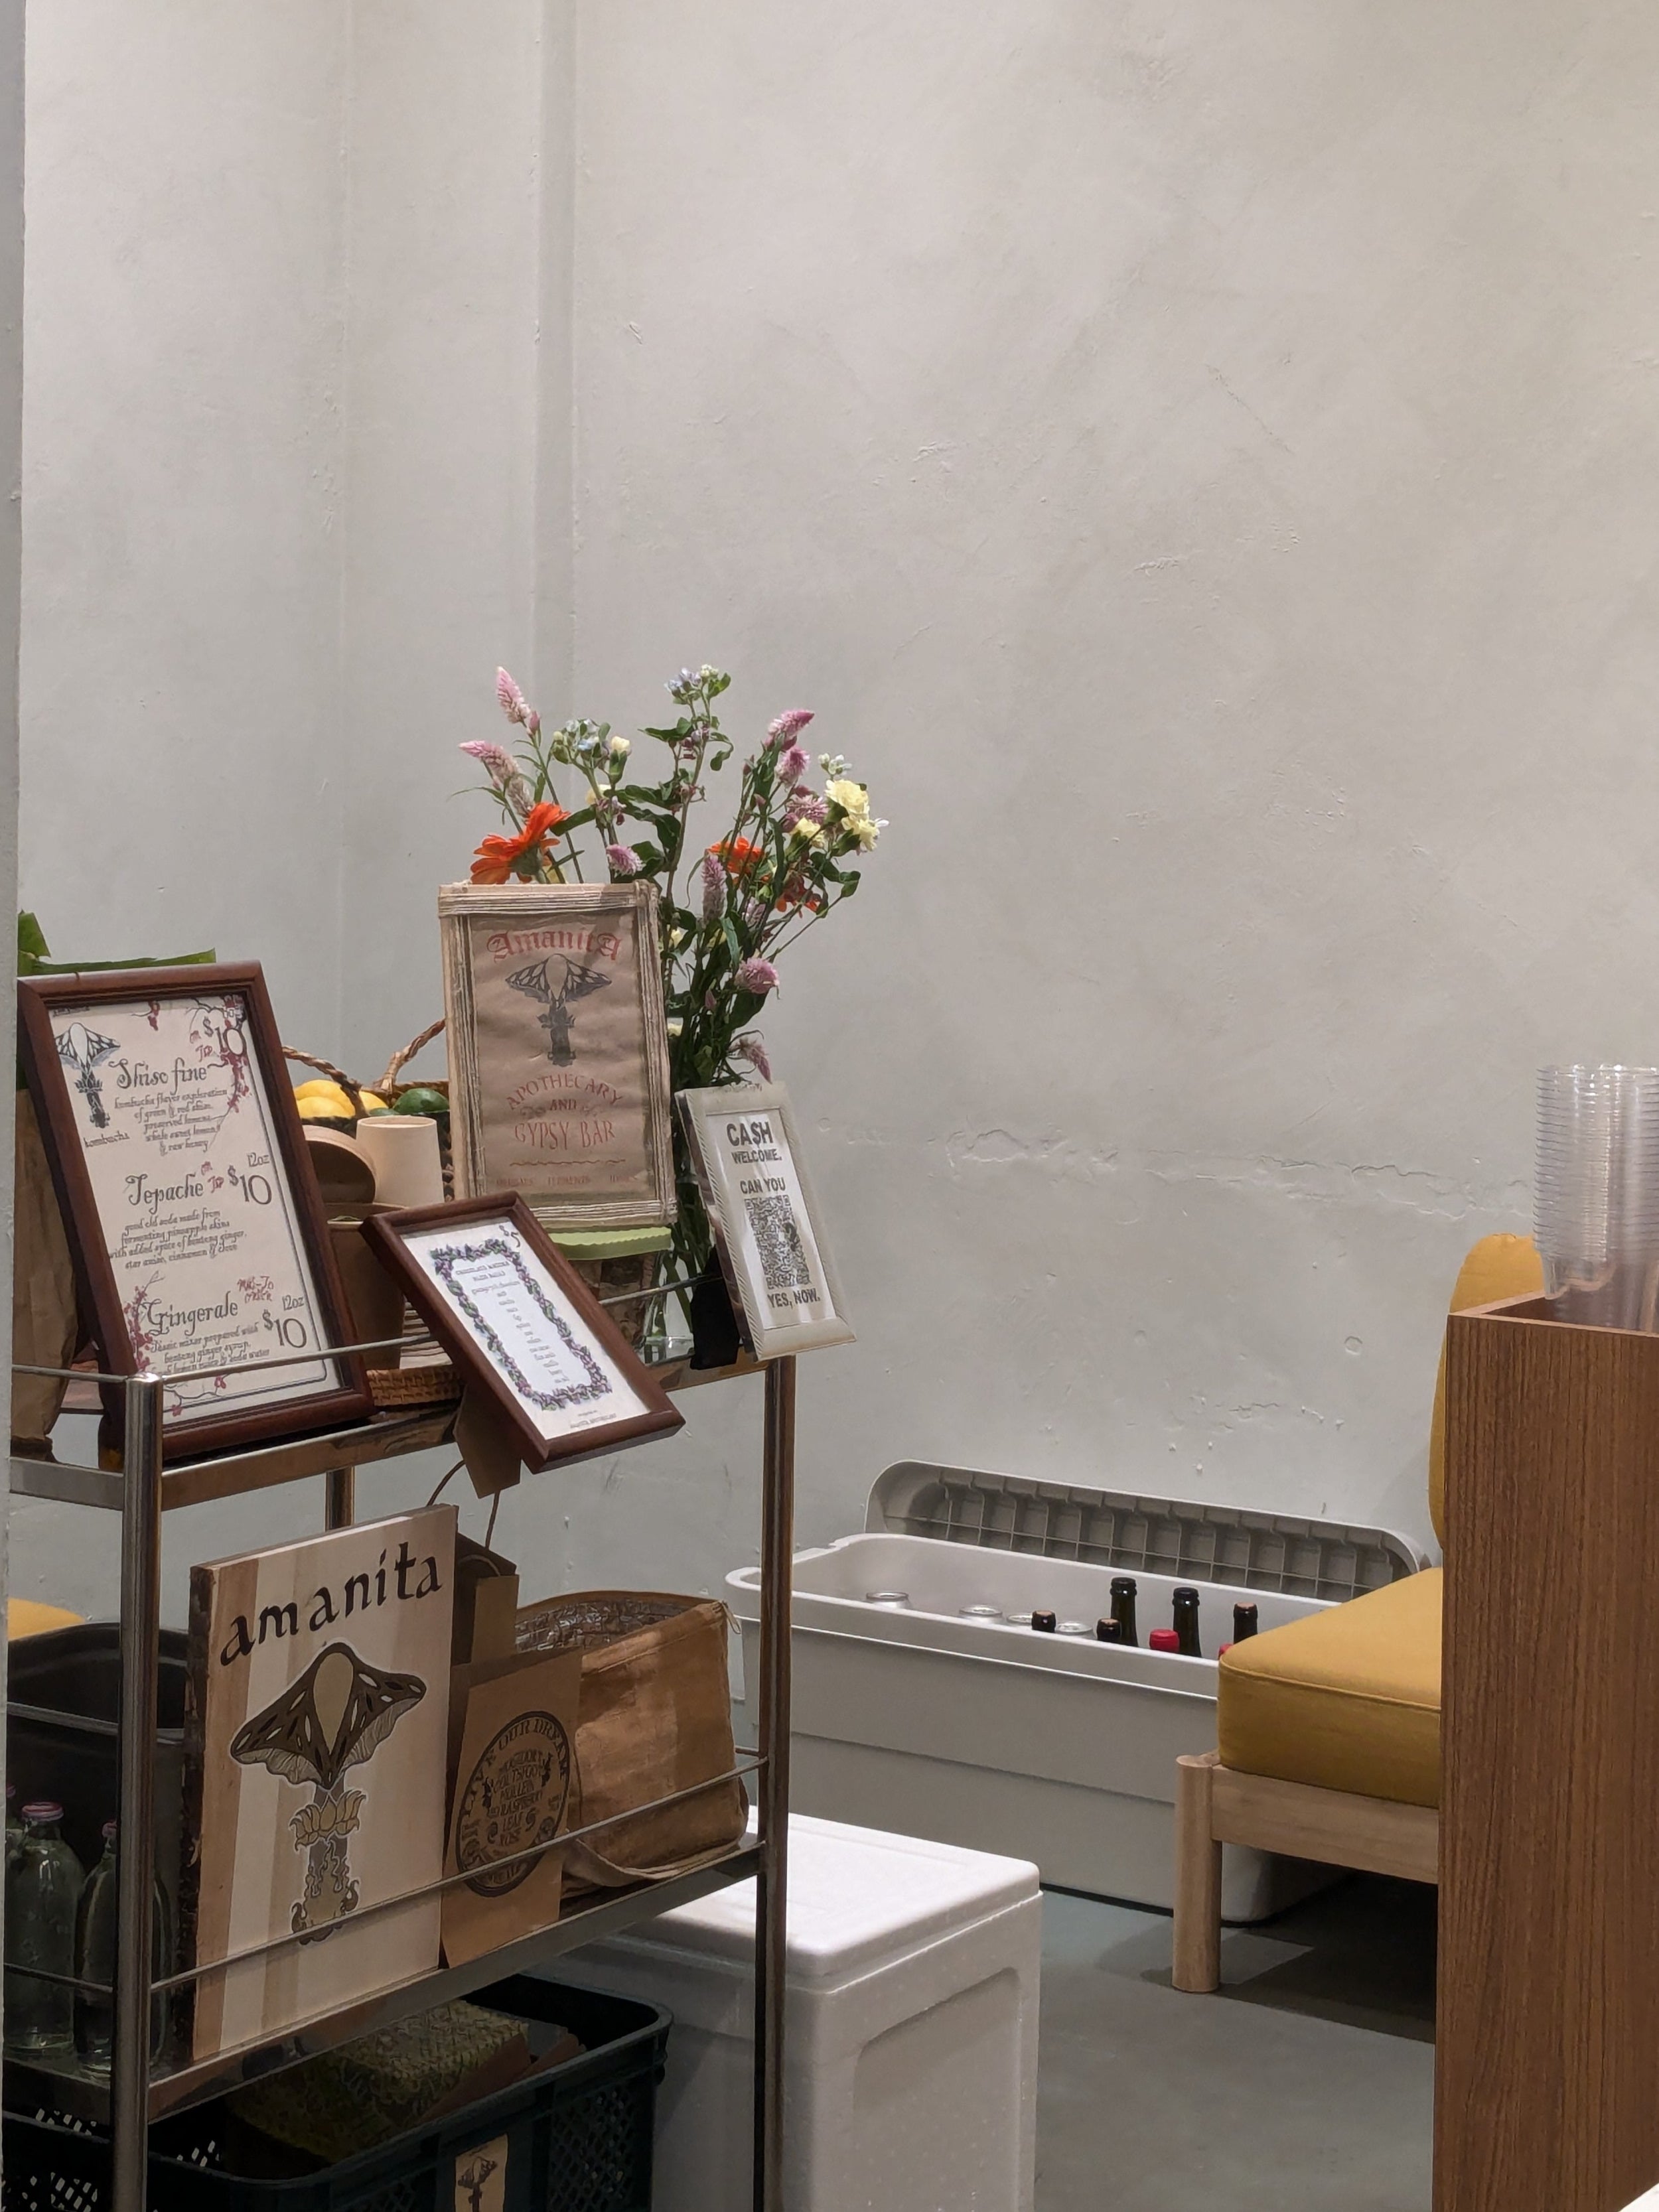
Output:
[{"xmin": 7, "ymin": 1336, "xmax": 795, "ymax": 2212}]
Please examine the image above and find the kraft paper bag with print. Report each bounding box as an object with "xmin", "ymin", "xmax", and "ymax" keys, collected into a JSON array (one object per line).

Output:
[
  {"xmin": 454, "ymin": 2134, "xmax": 510, "ymax": 2212},
  {"xmin": 182, "ymin": 1506, "xmax": 457, "ymax": 2061},
  {"xmin": 441, "ymin": 1646, "xmax": 583, "ymax": 1967}
]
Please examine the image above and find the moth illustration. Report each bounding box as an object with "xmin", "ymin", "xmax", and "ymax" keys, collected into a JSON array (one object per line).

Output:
[
  {"xmin": 230, "ymin": 1643, "xmax": 426, "ymax": 1941},
  {"xmin": 506, "ymin": 956, "xmax": 611, "ymax": 1065},
  {"xmin": 55, "ymin": 1020, "xmax": 121, "ymax": 1130}
]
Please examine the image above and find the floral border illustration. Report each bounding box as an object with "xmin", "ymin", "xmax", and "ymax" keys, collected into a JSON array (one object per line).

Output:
[{"xmin": 429, "ymin": 1233, "xmax": 612, "ymax": 1412}]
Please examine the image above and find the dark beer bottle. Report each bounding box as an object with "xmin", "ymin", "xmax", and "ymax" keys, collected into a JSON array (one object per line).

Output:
[
  {"xmin": 1232, "ymin": 1600, "xmax": 1259, "ymax": 1643},
  {"xmin": 1172, "ymin": 1585, "xmax": 1202, "ymax": 1658},
  {"xmin": 1096, "ymin": 1617, "xmax": 1123, "ymax": 1644},
  {"xmin": 1031, "ymin": 1609, "xmax": 1057, "ymax": 1633},
  {"xmin": 1109, "ymin": 1576, "xmax": 1139, "ymax": 1647}
]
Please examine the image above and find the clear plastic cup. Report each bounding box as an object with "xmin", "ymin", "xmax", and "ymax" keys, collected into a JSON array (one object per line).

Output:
[{"xmin": 1536, "ymin": 1066, "xmax": 1659, "ymax": 1328}]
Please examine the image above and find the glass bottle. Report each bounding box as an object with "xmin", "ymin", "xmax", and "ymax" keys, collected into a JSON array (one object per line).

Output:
[
  {"xmin": 1232, "ymin": 1601, "xmax": 1260, "ymax": 1643},
  {"xmin": 1095, "ymin": 1618, "xmax": 1123, "ymax": 1644},
  {"xmin": 5, "ymin": 1801, "xmax": 82, "ymax": 2055},
  {"xmin": 5, "ymin": 1785, "xmax": 21, "ymax": 1861},
  {"xmin": 1110, "ymin": 1576, "xmax": 1138, "ymax": 1647},
  {"xmin": 74, "ymin": 1821, "xmax": 173, "ymax": 2069},
  {"xmin": 1172, "ymin": 1586, "xmax": 1202, "ymax": 1658},
  {"xmin": 1149, "ymin": 1628, "xmax": 1181, "ymax": 1653},
  {"xmin": 1031, "ymin": 1610, "xmax": 1057, "ymax": 1633}
]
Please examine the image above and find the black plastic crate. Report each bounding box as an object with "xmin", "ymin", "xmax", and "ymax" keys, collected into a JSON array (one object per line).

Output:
[
  {"xmin": 1, "ymin": 1978, "xmax": 668, "ymax": 2212},
  {"xmin": 6, "ymin": 1622, "xmax": 190, "ymax": 1893}
]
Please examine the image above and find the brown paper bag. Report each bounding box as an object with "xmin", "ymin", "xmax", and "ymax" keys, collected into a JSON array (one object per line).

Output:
[
  {"xmin": 514, "ymin": 1592, "xmax": 747, "ymax": 1892},
  {"xmin": 441, "ymin": 1647, "xmax": 583, "ymax": 1967},
  {"xmin": 12, "ymin": 1089, "xmax": 81, "ymax": 1452}
]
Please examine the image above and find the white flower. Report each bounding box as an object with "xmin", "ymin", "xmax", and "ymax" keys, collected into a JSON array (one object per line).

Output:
[
  {"xmin": 825, "ymin": 777, "xmax": 871, "ymax": 821},
  {"xmin": 609, "ymin": 734, "xmax": 631, "ymax": 758}
]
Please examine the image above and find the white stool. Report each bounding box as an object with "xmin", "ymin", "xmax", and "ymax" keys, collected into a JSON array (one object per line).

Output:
[{"xmin": 561, "ymin": 1813, "xmax": 1041, "ymax": 2212}]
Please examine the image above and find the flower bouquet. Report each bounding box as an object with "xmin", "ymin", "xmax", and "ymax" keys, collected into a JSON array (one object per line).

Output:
[{"xmin": 459, "ymin": 664, "xmax": 885, "ymax": 1311}]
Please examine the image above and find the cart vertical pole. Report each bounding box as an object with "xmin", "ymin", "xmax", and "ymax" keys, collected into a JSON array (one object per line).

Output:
[
  {"xmin": 324, "ymin": 1466, "xmax": 354, "ymax": 1529},
  {"xmin": 755, "ymin": 1354, "xmax": 796, "ymax": 2212},
  {"xmin": 111, "ymin": 1373, "xmax": 163, "ymax": 2212}
]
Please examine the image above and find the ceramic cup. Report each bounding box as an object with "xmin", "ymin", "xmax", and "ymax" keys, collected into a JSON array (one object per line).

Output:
[{"xmin": 354, "ymin": 1114, "xmax": 445, "ymax": 1209}]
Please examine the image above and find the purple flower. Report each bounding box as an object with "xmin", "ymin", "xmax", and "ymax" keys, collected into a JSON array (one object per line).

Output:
[
  {"xmin": 700, "ymin": 851, "xmax": 727, "ymax": 922},
  {"xmin": 606, "ymin": 844, "xmax": 643, "ymax": 878},
  {"xmin": 496, "ymin": 667, "xmax": 531, "ymax": 725},
  {"xmin": 778, "ymin": 743, "xmax": 810, "ymax": 782},
  {"xmin": 783, "ymin": 792, "xmax": 828, "ymax": 830},
  {"xmin": 737, "ymin": 957, "xmax": 780, "ymax": 997},
  {"xmin": 742, "ymin": 899, "xmax": 768, "ymax": 931},
  {"xmin": 735, "ymin": 1034, "xmax": 772, "ymax": 1081},
  {"xmin": 766, "ymin": 708, "xmax": 815, "ymax": 748},
  {"xmin": 461, "ymin": 739, "xmax": 517, "ymax": 786}
]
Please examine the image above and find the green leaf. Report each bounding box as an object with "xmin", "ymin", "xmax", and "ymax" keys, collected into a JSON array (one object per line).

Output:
[
  {"xmin": 838, "ymin": 871, "xmax": 861, "ymax": 895},
  {"xmin": 721, "ymin": 916, "xmax": 743, "ymax": 965},
  {"xmin": 17, "ymin": 911, "xmax": 48, "ymax": 963}
]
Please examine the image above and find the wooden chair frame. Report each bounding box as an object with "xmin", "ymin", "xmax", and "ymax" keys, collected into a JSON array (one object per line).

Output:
[{"xmin": 1172, "ymin": 1750, "xmax": 1439, "ymax": 1992}]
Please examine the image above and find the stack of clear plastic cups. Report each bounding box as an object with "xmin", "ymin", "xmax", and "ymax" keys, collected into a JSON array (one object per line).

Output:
[{"xmin": 1535, "ymin": 1066, "xmax": 1659, "ymax": 1329}]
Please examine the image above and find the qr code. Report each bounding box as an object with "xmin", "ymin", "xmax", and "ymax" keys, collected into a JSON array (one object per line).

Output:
[{"xmin": 745, "ymin": 1192, "xmax": 812, "ymax": 1293}]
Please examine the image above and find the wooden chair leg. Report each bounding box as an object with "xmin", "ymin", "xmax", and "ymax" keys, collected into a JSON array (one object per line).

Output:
[{"xmin": 1173, "ymin": 1751, "xmax": 1222, "ymax": 1992}]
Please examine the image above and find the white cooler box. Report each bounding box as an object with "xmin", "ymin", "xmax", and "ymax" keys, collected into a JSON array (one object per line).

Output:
[
  {"xmin": 562, "ymin": 1813, "xmax": 1040, "ymax": 2212},
  {"xmin": 728, "ymin": 1463, "xmax": 1426, "ymax": 1921}
]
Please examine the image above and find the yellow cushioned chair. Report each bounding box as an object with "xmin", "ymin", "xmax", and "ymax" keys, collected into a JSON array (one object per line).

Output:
[
  {"xmin": 8, "ymin": 1599, "xmax": 83, "ymax": 1639},
  {"xmin": 1171, "ymin": 1232, "xmax": 1542, "ymax": 1992}
]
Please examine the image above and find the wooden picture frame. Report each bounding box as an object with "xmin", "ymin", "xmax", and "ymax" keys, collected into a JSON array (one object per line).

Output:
[
  {"xmin": 17, "ymin": 963, "xmax": 374, "ymax": 1461},
  {"xmin": 362, "ymin": 1193, "xmax": 684, "ymax": 1470},
  {"xmin": 676, "ymin": 1081, "xmax": 855, "ymax": 1359},
  {"xmin": 437, "ymin": 882, "xmax": 676, "ymax": 1230}
]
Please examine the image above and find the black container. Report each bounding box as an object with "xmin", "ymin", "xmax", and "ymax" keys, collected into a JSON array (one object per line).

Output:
[
  {"xmin": 6, "ymin": 1624, "xmax": 189, "ymax": 1902},
  {"xmin": 1, "ymin": 1978, "xmax": 668, "ymax": 2212}
]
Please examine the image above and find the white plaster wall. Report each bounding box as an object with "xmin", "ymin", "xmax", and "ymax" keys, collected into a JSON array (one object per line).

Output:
[
  {"xmin": 517, "ymin": 0, "xmax": 1659, "ymax": 1595},
  {"xmin": 17, "ymin": 0, "xmax": 1659, "ymax": 1621}
]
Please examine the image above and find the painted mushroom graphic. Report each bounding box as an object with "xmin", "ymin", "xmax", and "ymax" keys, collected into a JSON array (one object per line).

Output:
[{"xmin": 229, "ymin": 1641, "xmax": 426, "ymax": 1940}]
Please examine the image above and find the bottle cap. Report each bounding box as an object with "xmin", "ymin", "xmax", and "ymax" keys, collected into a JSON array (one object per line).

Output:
[
  {"xmin": 864, "ymin": 1592, "xmax": 911, "ymax": 1608},
  {"xmin": 1057, "ymin": 1620, "xmax": 1092, "ymax": 1635},
  {"xmin": 1096, "ymin": 1618, "xmax": 1123, "ymax": 1643},
  {"xmin": 1005, "ymin": 1612, "xmax": 1033, "ymax": 1628},
  {"xmin": 1110, "ymin": 1576, "xmax": 1137, "ymax": 1596},
  {"xmin": 1149, "ymin": 1629, "xmax": 1181, "ymax": 1653},
  {"xmin": 1173, "ymin": 1586, "xmax": 1200, "ymax": 1603},
  {"xmin": 20, "ymin": 1801, "xmax": 62, "ymax": 1823},
  {"xmin": 958, "ymin": 1604, "xmax": 1002, "ymax": 1621},
  {"xmin": 1218, "ymin": 1643, "xmax": 1233, "ymax": 1657},
  {"xmin": 1031, "ymin": 1610, "xmax": 1058, "ymax": 1632}
]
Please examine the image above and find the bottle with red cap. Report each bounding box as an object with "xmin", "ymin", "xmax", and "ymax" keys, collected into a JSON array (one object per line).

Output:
[
  {"xmin": 1149, "ymin": 1628, "xmax": 1181, "ymax": 1653},
  {"xmin": 4, "ymin": 1801, "xmax": 82, "ymax": 2055}
]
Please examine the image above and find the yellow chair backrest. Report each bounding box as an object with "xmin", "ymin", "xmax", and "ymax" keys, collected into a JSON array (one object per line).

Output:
[{"xmin": 1427, "ymin": 1232, "xmax": 1543, "ymax": 1547}]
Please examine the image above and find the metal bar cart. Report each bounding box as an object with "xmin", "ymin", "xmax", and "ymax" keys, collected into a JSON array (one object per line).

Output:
[{"xmin": 5, "ymin": 1330, "xmax": 795, "ymax": 2212}]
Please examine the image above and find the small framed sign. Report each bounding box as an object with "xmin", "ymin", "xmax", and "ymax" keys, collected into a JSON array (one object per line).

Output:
[
  {"xmin": 362, "ymin": 1193, "xmax": 684, "ymax": 1470},
  {"xmin": 16, "ymin": 964, "xmax": 373, "ymax": 1460},
  {"xmin": 438, "ymin": 882, "xmax": 676, "ymax": 1231},
  {"xmin": 676, "ymin": 1082, "xmax": 855, "ymax": 1359}
]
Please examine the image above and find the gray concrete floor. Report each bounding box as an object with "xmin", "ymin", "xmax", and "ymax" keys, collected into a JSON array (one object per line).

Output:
[{"xmin": 1038, "ymin": 1874, "xmax": 1435, "ymax": 2211}]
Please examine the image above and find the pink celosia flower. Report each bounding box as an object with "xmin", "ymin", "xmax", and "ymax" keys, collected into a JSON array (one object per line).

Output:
[
  {"xmin": 778, "ymin": 743, "xmax": 810, "ymax": 782},
  {"xmin": 766, "ymin": 709, "xmax": 814, "ymax": 747},
  {"xmin": 737, "ymin": 957, "xmax": 780, "ymax": 996},
  {"xmin": 783, "ymin": 792, "xmax": 828, "ymax": 830},
  {"xmin": 700, "ymin": 851, "xmax": 727, "ymax": 921},
  {"xmin": 496, "ymin": 667, "xmax": 532, "ymax": 725},
  {"xmin": 735, "ymin": 1033, "xmax": 772, "ymax": 1081},
  {"xmin": 462, "ymin": 738, "xmax": 518, "ymax": 787},
  {"xmin": 607, "ymin": 843, "xmax": 643, "ymax": 878}
]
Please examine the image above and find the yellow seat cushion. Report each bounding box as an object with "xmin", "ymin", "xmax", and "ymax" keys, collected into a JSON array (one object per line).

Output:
[
  {"xmin": 1216, "ymin": 1568, "xmax": 1442, "ymax": 1807},
  {"xmin": 7, "ymin": 1599, "xmax": 82, "ymax": 1640},
  {"xmin": 1427, "ymin": 1232, "xmax": 1542, "ymax": 1546}
]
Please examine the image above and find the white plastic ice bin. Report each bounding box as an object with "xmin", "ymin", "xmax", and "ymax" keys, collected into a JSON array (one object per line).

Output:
[
  {"xmin": 561, "ymin": 1812, "xmax": 1040, "ymax": 2212},
  {"xmin": 729, "ymin": 1528, "xmax": 1396, "ymax": 1917}
]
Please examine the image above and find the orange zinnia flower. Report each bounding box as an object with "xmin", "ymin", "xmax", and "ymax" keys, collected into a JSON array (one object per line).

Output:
[
  {"xmin": 710, "ymin": 837, "xmax": 764, "ymax": 878},
  {"xmin": 471, "ymin": 801, "xmax": 569, "ymax": 883}
]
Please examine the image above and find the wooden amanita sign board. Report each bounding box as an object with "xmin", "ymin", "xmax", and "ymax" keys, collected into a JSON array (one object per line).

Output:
[{"xmin": 182, "ymin": 1507, "xmax": 457, "ymax": 2061}]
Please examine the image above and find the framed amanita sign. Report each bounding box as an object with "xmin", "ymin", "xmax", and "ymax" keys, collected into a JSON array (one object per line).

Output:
[
  {"xmin": 437, "ymin": 881, "xmax": 676, "ymax": 1230},
  {"xmin": 362, "ymin": 1192, "xmax": 684, "ymax": 1470},
  {"xmin": 16, "ymin": 964, "xmax": 373, "ymax": 1460},
  {"xmin": 676, "ymin": 1081, "xmax": 855, "ymax": 1359}
]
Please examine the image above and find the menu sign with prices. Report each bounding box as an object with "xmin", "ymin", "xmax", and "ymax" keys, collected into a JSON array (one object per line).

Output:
[{"xmin": 17, "ymin": 963, "xmax": 371, "ymax": 1459}]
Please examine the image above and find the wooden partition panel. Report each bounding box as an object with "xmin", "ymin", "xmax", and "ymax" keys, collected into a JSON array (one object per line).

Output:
[{"xmin": 1437, "ymin": 1298, "xmax": 1659, "ymax": 2212}]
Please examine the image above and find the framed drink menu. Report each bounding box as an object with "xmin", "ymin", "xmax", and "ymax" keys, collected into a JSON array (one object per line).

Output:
[
  {"xmin": 17, "ymin": 964, "xmax": 372, "ymax": 1460},
  {"xmin": 363, "ymin": 1193, "xmax": 682, "ymax": 1470}
]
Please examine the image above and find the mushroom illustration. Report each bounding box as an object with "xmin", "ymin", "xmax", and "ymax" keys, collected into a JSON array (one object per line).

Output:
[
  {"xmin": 54, "ymin": 1020, "xmax": 121, "ymax": 1129},
  {"xmin": 230, "ymin": 1641, "xmax": 427, "ymax": 1940}
]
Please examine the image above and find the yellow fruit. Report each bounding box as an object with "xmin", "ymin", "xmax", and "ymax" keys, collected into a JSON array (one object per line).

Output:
[
  {"xmin": 356, "ymin": 1091, "xmax": 390, "ymax": 1113},
  {"xmin": 297, "ymin": 1096, "xmax": 354, "ymax": 1122}
]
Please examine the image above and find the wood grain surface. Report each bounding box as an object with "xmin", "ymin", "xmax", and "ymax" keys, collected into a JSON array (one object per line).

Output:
[{"xmin": 1437, "ymin": 1298, "xmax": 1659, "ymax": 2212}]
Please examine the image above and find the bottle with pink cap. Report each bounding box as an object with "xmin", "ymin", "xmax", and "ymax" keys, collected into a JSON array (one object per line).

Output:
[{"xmin": 4, "ymin": 1801, "xmax": 82, "ymax": 2054}]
